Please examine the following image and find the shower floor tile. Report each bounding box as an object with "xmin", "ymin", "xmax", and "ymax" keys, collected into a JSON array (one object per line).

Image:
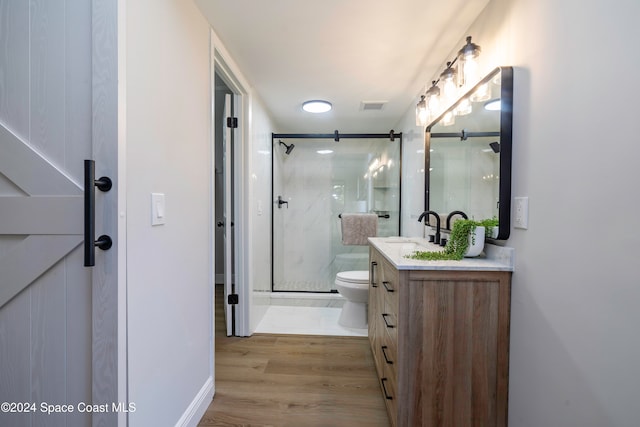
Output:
[{"xmin": 255, "ymin": 305, "xmax": 368, "ymax": 337}]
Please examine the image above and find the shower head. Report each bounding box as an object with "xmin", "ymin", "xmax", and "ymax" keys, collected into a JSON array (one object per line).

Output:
[
  {"xmin": 279, "ymin": 140, "xmax": 295, "ymax": 155},
  {"xmin": 489, "ymin": 141, "xmax": 501, "ymax": 153}
]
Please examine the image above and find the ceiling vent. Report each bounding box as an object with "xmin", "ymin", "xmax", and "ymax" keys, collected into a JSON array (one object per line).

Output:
[{"xmin": 360, "ymin": 101, "xmax": 387, "ymax": 111}]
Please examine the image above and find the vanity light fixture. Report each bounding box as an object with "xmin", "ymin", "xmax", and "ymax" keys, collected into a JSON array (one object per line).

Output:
[
  {"xmin": 415, "ymin": 36, "xmax": 482, "ymax": 127},
  {"xmin": 440, "ymin": 62, "xmax": 458, "ymax": 109},
  {"xmin": 302, "ymin": 100, "xmax": 332, "ymax": 113},
  {"xmin": 415, "ymin": 85, "xmax": 440, "ymax": 127},
  {"xmin": 425, "ymin": 81, "xmax": 441, "ymax": 119},
  {"xmin": 317, "ymin": 149, "xmax": 333, "ymax": 154},
  {"xmin": 457, "ymin": 36, "xmax": 481, "ymax": 89},
  {"xmin": 415, "ymin": 95, "xmax": 428, "ymax": 126}
]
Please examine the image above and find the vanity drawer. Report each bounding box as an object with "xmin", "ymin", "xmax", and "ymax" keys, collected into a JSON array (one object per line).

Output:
[
  {"xmin": 382, "ymin": 282, "xmax": 398, "ymax": 318},
  {"xmin": 381, "ymin": 287, "xmax": 398, "ymax": 349},
  {"xmin": 380, "ymin": 310, "xmax": 397, "ymax": 348},
  {"xmin": 380, "ymin": 362, "xmax": 398, "ymax": 426},
  {"xmin": 378, "ymin": 255, "xmax": 398, "ymax": 285},
  {"xmin": 380, "ymin": 343, "xmax": 397, "ymax": 379}
]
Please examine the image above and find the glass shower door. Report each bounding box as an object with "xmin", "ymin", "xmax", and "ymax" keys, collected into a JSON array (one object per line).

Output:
[{"xmin": 272, "ymin": 136, "xmax": 401, "ymax": 293}]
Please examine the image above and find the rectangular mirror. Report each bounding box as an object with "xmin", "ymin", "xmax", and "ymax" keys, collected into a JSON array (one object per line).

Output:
[{"xmin": 425, "ymin": 66, "xmax": 513, "ymax": 239}]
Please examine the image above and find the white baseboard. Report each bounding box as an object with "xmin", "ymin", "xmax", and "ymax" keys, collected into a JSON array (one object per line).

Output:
[{"xmin": 174, "ymin": 376, "xmax": 214, "ymax": 427}]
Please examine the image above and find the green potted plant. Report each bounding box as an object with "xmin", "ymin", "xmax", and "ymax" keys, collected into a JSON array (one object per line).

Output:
[
  {"xmin": 407, "ymin": 218, "xmax": 496, "ymax": 261},
  {"xmin": 478, "ymin": 216, "xmax": 499, "ymax": 239}
]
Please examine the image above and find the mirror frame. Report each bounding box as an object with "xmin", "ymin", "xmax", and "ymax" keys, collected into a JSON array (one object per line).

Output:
[{"xmin": 424, "ymin": 66, "xmax": 513, "ymax": 239}]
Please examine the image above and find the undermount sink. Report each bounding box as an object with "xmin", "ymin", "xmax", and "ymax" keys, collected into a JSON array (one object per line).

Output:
[
  {"xmin": 383, "ymin": 237, "xmax": 420, "ymax": 244},
  {"xmin": 382, "ymin": 237, "xmax": 439, "ymax": 256}
]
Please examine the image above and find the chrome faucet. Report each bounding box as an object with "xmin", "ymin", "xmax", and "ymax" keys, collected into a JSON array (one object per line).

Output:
[
  {"xmin": 418, "ymin": 210, "xmax": 441, "ymax": 244},
  {"xmin": 445, "ymin": 210, "xmax": 468, "ymax": 230}
]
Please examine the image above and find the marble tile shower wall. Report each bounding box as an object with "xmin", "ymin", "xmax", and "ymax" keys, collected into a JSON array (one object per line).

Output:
[{"xmin": 273, "ymin": 138, "xmax": 400, "ymax": 293}]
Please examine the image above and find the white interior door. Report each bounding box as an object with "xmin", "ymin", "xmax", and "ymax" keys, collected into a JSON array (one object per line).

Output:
[
  {"xmin": 0, "ymin": 1, "xmax": 119, "ymax": 426},
  {"xmin": 223, "ymin": 93, "xmax": 234, "ymax": 336}
]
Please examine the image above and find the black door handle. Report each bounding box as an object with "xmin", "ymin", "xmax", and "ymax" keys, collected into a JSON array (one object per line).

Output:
[
  {"xmin": 84, "ymin": 160, "xmax": 113, "ymax": 267},
  {"xmin": 370, "ymin": 261, "xmax": 378, "ymax": 287},
  {"xmin": 277, "ymin": 195, "xmax": 288, "ymax": 209},
  {"xmin": 381, "ymin": 378, "xmax": 393, "ymax": 400}
]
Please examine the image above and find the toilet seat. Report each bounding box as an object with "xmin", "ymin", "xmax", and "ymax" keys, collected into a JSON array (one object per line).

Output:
[{"xmin": 336, "ymin": 270, "xmax": 369, "ymax": 285}]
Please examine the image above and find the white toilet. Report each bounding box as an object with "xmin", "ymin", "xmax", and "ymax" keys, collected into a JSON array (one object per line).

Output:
[{"xmin": 335, "ymin": 270, "xmax": 369, "ymax": 329}]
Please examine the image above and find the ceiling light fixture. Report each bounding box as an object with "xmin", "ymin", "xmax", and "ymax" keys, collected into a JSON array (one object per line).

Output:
[
  {"xmin": 302, "ymin": 100, "xmax": 332, "ymax": 113},
  {"xmin": 484, "ymin": 99, "xmax": 501, "ymax": 111}
]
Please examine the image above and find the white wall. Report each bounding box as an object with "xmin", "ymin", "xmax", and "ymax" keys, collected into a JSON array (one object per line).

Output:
[
  {"xmin": 397, "ymin": 0, "xmax": 640, "ymax": 425},
  {"xmin": 124, "ymin": 0, "xmax": 213, "ymax": 425}
]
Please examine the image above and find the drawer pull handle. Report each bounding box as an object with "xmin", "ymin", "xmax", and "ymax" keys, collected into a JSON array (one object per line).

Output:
[
  {"xmin": 382, "ymin": 313, "xmax": 395, "ymax": 328},
  {"xmin": 370, "ymin": 261, "xmax": 378, "ymax": 287},
  {"xmin": 381, "ymin": 345, "xmax": 393, "ymax": 364},
  {"xmin": 381, "ymin": 378, "xmax": 393, "ymax": 400},
  {"xmin": 382, "ymin": 281, "xmax": 394, "ymax": 292}
]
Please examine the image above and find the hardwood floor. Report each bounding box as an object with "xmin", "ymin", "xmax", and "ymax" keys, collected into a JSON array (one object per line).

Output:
[{"xmin": 197, "ymin": 286, "xmax": 390, "ymax": 427}]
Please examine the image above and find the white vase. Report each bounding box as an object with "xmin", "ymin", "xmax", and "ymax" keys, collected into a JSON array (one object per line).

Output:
[{"xmin": 464, "ymin": 226, "xmax": 485, "ymax": 257}]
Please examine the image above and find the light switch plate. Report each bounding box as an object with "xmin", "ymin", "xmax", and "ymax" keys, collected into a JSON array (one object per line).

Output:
[
  {"xmin": 514, "ymin": 196, "xmax": 528, "ymax": 229},
  {"xmin": 151, "ymin": 193, "xmax": 166, "ymax": 226}
]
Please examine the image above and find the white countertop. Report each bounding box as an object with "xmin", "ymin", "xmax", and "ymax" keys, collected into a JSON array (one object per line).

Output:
[{"xmin": 368, "ymin": 237, "xmax": 515, "ymax": 272}]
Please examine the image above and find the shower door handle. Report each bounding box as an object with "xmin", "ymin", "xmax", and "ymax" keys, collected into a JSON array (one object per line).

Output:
[
  {"xmin": 277, "ymin": 195, "xmax": 288, "ymax": 209},
  {"xmin": 217, "ymin": 221, "xmax": 234, "ymax": 227}
]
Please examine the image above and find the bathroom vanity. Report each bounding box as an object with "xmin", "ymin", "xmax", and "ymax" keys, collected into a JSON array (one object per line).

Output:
[{"xmin": 368, "ymin": 237, "xmax": 514, "ymax": 427}]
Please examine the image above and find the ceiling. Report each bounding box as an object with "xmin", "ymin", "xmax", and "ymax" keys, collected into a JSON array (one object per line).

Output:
[{"xmin": 195, "ymin": 0, "xmax": 490, "ymax": 134}]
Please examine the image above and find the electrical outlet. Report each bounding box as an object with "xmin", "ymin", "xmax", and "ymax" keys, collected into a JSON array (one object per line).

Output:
[{"xmin": 514, "ymin": 197, "xmax": 528, "ymax": 229}]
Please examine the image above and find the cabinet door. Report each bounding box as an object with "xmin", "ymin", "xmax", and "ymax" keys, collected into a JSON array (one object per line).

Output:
[{"xmin": 398, "ymin": 270, "xmax": 511, "ymax": 427}]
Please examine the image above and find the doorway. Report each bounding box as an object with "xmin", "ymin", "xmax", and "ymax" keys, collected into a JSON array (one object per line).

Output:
[{"xmin": 214, "ymin": 72, "xmax": 236, "ymax": 336}]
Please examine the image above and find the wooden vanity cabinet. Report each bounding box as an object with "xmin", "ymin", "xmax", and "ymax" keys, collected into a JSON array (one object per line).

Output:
[{"xmin": 368, "ymin": 246, "xmax": 512, "ymax": 427}]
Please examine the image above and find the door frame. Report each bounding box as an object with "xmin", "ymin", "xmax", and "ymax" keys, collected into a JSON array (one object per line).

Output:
[
  {"xmin": 115, "ymin": 0, "xmax": 128, "ymax": 425},
  {"xmin": 211, "ymin": 29, "xmax": 251, "ymax": 336},
  {"xmin": 93, "ymin": 0, "xmax": 126, "ymax": 425}
]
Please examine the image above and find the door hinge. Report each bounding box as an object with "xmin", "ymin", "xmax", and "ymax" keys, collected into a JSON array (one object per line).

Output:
[
  {"xmin": 227, "ymin": 294, "xmax": 239, "ymax": 305},
  {"xmin": 227, "ymin": 117, "xmax": 238, "ymax": 128}
]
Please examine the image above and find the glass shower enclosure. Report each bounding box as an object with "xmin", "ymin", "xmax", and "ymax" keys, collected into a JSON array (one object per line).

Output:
[{"xmin": 272, "ymin": 133, "xmax": 402, "ymax": 293}]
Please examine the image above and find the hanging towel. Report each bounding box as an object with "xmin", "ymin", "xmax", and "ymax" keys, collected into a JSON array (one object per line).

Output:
[{"xmin": 340, "ymin": 213, "xmax": 378, "ymax": 246}]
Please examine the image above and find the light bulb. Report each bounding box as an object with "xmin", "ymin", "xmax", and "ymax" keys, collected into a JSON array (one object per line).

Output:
[
  {"xmin": 425, "ymin": 81, "xmax": 440, "ymax": 122},
  {"xmin": 461, "ymin": 56, "xmax": 479, "ymax": 89},
  {"xmin": 440, "ymin": 64, "xmax": 458, "ymax": 109},
  {"xmin": 457, "ymin": 36, "xmax": 481, "ymax": 89},
  {"xmin": 415, "ymin": 95, "xmax": 427, "ymax": 126}
]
